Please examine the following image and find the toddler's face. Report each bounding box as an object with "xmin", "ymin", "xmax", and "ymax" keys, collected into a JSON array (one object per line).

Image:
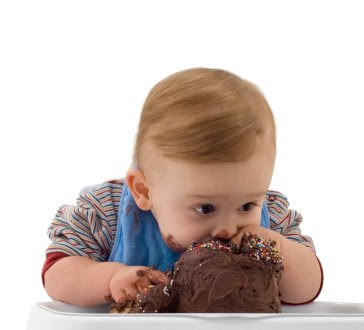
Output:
[{"xmin": 127, "ymin": 140, "xmax": 276, "ymax": 252}]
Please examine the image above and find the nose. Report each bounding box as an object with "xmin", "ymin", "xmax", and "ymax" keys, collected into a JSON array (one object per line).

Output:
[{"xmin": 211, "ymin": 226, "xmax": 238, "ymax": 241}]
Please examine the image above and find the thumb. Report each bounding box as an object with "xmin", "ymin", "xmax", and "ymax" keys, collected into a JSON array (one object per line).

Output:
[{"xmin": 147, "ymin": 269, "xmax": 170, "ymax": 285}]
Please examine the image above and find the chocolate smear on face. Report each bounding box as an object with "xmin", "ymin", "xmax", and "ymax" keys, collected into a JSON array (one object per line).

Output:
[{"xmin": 162, "ymin": 234, "xmax": 186, "ymax": 253}]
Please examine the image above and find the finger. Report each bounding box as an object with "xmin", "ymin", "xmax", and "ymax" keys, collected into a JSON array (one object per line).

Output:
[
  {"xmin": 230, "ymin": 231, "xmax": 244, "ymax": 247},
  {"xmin": 147, "ymin": 269, "xmax": 170, "ymax": 285},
  {"xmin": 230, "ymin": 234, "xmax": 241, "ymax": 246},
  {"xmin": 124, "ymin": 284, "xmax": 139, "ymax": 302},
  {"xmin": 112, "ymin": 288, "xmax": 128, "ymax": 305},
  {"xmin": 135, "ymin": 272, "xmax": 152, "ymax": 292},
  {"xmin": 134, "ymin": 268, "xmax": 152, "ymax": 288}
]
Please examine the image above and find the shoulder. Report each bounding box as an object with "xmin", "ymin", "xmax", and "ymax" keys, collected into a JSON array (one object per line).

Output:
[
  {"xmin": 76, "ymin": 178, "xmax": 126, "ymax": 213},
  {"xmin": 266, "ymin": 190, "xmax": 316, "ymax": 252},
  {"xmin": 265, "ymin": 189, "xmax": 291, "ymax": 228},
  {"xmin": 78, "ymin": 178, "xmax": 125, "ymax": 196},
  {"xmin": 265, "ymin": 189, "xmax": 290, "ymax": 211}
]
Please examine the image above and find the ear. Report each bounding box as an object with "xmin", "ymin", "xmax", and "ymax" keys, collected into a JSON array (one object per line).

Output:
[{"xmin": 126, "ymin": 169, "xmax": 153, "ymax": 211}]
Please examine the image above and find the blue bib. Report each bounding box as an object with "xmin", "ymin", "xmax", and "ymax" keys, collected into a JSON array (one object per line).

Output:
[{"xmin": 108, "ymin": 182, "xmax": 271, "ymax": 272}]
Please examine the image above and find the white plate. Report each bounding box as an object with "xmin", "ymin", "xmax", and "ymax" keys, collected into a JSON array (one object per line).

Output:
[{"xmin": 26, "ymin": 300, "xmax": 364, "ymax": 330}]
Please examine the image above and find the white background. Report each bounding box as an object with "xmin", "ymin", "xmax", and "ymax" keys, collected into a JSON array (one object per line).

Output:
[{"xmin": 1, "ymin": 0, "xmax": 364, "ymax": 328}]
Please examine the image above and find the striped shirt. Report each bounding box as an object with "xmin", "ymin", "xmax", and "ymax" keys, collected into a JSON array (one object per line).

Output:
[{"xmin": 42, "ymin": 178, "xmax": 323, "ymax": 304}]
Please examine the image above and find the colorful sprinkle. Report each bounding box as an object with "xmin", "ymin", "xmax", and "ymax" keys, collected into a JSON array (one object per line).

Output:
[
  {"xmin": 187, "ymin": 240, "xmax": 233, "ymax": 253},
  {"xmin": 186, "ymin": 233, "xmax": 283, "ymax": 266},
  {"xmin": 239, "ymin": 233, "xmax": 283, "ymax": 265}
]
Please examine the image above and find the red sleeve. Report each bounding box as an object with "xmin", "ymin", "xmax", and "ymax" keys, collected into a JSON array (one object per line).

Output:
[
  {"xmin": 41, "ymin": 252, "xmax": 71, "ymax": 288},
  {"xmin": 281, "ymin": 254, "xmax": 324, "ymax": 305}
]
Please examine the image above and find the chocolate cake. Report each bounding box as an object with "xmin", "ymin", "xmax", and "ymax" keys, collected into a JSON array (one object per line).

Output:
[{"xmin": 109, "ymin": 233, "xmax": 284, "ymax": 313}]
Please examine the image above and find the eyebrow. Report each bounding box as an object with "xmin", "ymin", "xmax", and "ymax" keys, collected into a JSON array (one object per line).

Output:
[{"xmin": 186, "ymin": 191, "xmax": 267, "ymax": 199}]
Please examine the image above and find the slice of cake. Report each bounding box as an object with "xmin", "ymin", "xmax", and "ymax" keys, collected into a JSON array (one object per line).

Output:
[
  {"xmin": 110, "ymin": 232, "xmax": 284, "ymax": 313},
  {"xmin": 109, "ymin": 279, "xmax": 176, "ymax": 313}
]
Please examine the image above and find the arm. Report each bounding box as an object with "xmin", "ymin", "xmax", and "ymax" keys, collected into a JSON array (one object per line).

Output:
[
  {"xmin": 279, "ymin": 236, "xmax": 323, "ymax": 304},
  {"xmin": 44, "ymin": 256, "xmax": 126, "ymax": 307},
  {"xmin": 43, "ymin": 179, "xmax": 125, "ymax": 286},
  {"xmin": 43, "ymin": 179, "xmax": 170, "ymax": 307},
  {"xmin": 45, "ymin": 180, "xmax": 123, "ymax": 261},
  {"xmin": 232, "ymin": 225, "xmax": 323, "ymax": 304},
  {"xmin": 231, "ymin": 190, "xmax": 324, "ymax": 304},
  {"xmin": 266, "ymin": 191, "xmax": 323, "ymax": 304},
  {"xmin": 42, "ymin": 179, "xmax": 125, "ymax": 299},
  {"xmin": 45, "ymin": 256, "xmax": 170, "ymax": 308}
]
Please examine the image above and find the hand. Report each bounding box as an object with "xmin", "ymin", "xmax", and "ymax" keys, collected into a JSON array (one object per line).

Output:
[
  {"xmin": 230, "ymin": 224, "xmax": 282, "ymax": 251},
  {"xmin": 108, "ymin": 265, "xmax": 170, "ymax": 305}
]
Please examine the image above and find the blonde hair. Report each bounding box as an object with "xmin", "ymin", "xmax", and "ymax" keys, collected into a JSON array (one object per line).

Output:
[{"xmin": 132, "ymin": 67, "xmax": 276, "ymax": 173}]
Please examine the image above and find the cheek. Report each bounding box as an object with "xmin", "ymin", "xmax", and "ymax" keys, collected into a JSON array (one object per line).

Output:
[
  {"xmin": 244, "ymin": 213, "xmax": 262, "ymax": 228},
  {"xmin": 159, "ymin": 220, "xmax": 209, "ymax": 251},
  {"xmin": 155, "ymin": 205, "xmax": 213, "ymax": 248},
  {"xmin": 155, "ymin": 212, "xmax": 191, "ymax": 250},
  {"xmin": 251, "ymin": 210, "xmax": 262, "ymax": 222},
  {"xmin": 160, "ymin": 232, "xmax": 186, "ymax": 253},
  {"xmin": 161, "ymin": 225, "xmax": 213, "ymax": 251}
]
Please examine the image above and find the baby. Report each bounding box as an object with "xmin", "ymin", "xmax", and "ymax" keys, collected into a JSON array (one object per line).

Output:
[{"xmin": 42, "ymin": 67, "xmax": 323, "ymax": 308}]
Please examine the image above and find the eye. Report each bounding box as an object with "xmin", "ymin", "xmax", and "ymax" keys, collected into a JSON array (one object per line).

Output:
[
  {"xmin": 194, "ymin": 202, "xmax": 257, "ymax": 216},
  {"xmin": 195, "ymin": 204, "xmax": 216, "ymax": 215},
  {"xmin": 239, "ymin": 202, "xmax": 256, "ymax": 212}
]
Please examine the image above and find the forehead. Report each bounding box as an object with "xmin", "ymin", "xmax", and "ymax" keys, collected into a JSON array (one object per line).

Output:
[{"xmin": 163, "ymin": 151, "xmax": 275, "ymax": 197}]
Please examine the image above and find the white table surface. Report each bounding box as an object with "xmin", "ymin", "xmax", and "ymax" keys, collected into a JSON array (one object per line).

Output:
[{"xmin": 26, "ymin": 300, "xmax": 364, "ymax": 330}]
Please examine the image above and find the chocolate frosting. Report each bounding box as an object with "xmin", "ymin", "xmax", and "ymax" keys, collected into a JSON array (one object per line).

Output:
[
  {"xmin": 173, "ymin": 244, "xmax": 283, "ymax": 312},
  {"xmin": 109, "ymin": 234, "xmax": 284, "ymax": 313}
]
